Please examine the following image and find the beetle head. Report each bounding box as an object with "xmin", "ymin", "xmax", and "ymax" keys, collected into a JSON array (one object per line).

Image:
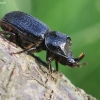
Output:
[
  {"xmin": 64, "ymin": 37, "xmax": 86, "ymax": 68},
  {"xmin": 67, "ymin": 52, "xmax": 86, "ymax": 68}
]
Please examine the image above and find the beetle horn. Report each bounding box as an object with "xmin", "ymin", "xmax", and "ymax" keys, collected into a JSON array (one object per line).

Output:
[
  {"xmin": 74, "ymin": 52, "xmax": 85, "ymax": 62},
  {"xmin": 74, "ymin": 52, "xmax": 87, "ymax": 67}
]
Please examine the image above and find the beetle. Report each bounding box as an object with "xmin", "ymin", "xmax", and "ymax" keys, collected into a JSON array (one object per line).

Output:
[{"xmin": 0, "ymin": 11, "xmax": 85, "ymax": 73}]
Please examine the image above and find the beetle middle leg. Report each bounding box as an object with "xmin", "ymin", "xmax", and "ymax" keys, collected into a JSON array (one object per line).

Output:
[{"xmin": 55, "ymin": 61, "xmax": 58, "ymax": 74}]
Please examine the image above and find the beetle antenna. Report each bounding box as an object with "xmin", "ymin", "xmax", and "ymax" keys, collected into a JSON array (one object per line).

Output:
[{"xmin": 76, "ymin": 62, "xmax": 88, "ymax": 68}]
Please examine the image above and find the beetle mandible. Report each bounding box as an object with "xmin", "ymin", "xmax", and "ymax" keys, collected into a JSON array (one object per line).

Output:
[{"xmin": 0, "ymin": 11, "xmax": 85, "ymax": 73}]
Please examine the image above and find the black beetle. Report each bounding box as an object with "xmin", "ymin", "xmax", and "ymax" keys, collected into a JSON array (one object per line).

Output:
[{"xmin": 0, "ymin": 11, "xmax": 85, "ymax": 73}]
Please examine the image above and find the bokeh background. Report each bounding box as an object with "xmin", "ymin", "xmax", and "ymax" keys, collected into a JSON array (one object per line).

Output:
[{"xmin": 0, "ymin": 0, "xmax": 100, "ymax": 99}]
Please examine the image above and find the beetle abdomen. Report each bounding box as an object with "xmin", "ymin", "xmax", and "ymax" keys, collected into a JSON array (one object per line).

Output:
[{"xmin": 1, "ymin": 11, "xmax": 49, "ymax": 39}]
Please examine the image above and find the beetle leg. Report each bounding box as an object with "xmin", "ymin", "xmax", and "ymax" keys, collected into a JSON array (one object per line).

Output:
[
  {"xmin": 46, "ymin": 51, "xmax": 53, "ymax": 73},
  {"xmin": 11, "ymin": 46, "xmax": 36, "ymax": 54},
  {"xmin": 55, "ymin": 61, "xmax": 58, "ymax": 73},
  {"xmin": 0, "ymin": 31, "xmax": 15, "ymax": 35},
  {"xmin": 47, "ymin": 57, "xmax": 52, "ymax": 73},
  {"xmin": 0, "ymin": 31, "xmax": 18, "ymax": 43}
]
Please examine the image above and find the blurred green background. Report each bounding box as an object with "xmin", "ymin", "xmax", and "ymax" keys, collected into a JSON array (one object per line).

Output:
[{"xmin": 0, "ymin": 0, "xmax": 100, "ymax": 99}]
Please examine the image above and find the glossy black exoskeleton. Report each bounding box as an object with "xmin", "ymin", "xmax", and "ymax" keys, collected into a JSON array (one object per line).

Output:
[
  {"xmin": 0, "ymin": 11, "xmax": 85, "ymax": 73},
  {"xmin": 0, "ymin": 11, "xmax": 49, "ymax": 53}
]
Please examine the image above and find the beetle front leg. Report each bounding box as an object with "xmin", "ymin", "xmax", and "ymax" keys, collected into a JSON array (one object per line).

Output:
[
  {"xmin": 46, "ymin": 51, "xmax": 53, "ymax": 73},
  {"xmin": 47, "ymin": 57, "xmax": 52, "ymax": 73},
  {"xmin": 46, "ymin": 52, "xmax": 58, "ymax": 82},
  {"xmin": 55, "ymin": 61, "xmax": 58, "ymax": 73}
]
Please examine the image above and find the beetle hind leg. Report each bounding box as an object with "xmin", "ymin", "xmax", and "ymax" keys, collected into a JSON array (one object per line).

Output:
[
  {"xmin": 11, "ymin": 46, "xmax": 36, "ymax": 55},
  {"xmin": 0, "ymin": 31, "xmax": 19, "ymax": 48},
  {"xmin": 0, "ymin": 31, "xmax": 17, "ymax": 42}
]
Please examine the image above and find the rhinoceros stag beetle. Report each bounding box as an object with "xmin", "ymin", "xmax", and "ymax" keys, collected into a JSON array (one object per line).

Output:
[{"xmin": 0, "ymin": 11, "xmax": 85, "ymax": 73}]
